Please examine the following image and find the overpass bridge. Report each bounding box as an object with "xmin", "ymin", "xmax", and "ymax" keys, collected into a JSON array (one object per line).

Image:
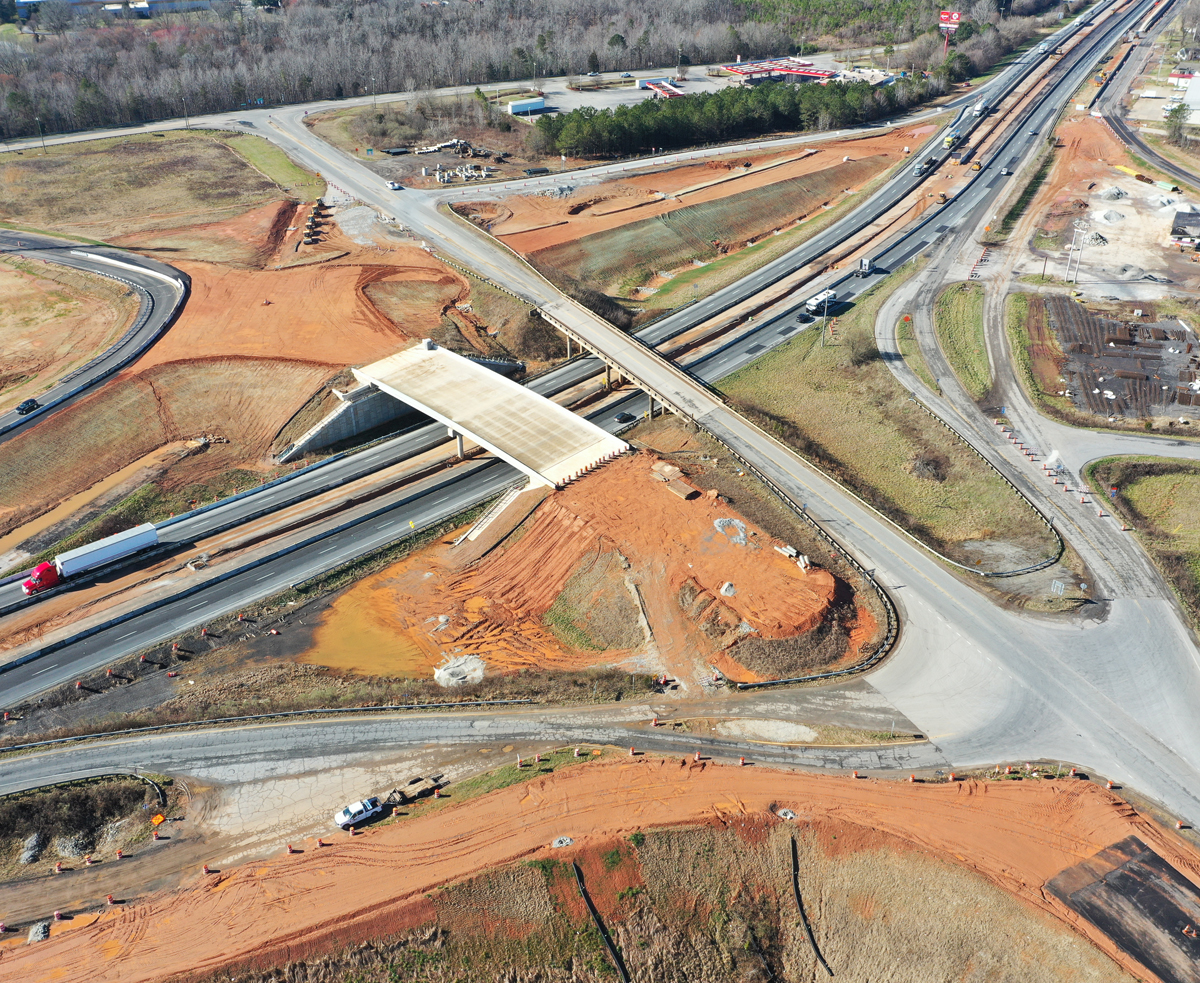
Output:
[{"xmin": 354, "ymin": 341, "xmax": 628, "ymax": 488}]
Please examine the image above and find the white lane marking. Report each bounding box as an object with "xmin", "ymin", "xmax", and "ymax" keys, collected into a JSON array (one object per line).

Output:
[
  {"xmin": 117, "ymin": 630, "xmax": 139, "ymax": 640},
  {"xmin": 32, "ymin": 664, "xmax": 59, "ymax": 675}
]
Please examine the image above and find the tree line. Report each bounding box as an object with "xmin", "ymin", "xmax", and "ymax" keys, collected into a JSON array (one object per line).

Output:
[
  {"xmin": 531, "ymin": 76, "xmax": 940, "ymax": 156},
  {"xmin": 0, "ymin": 0, "xmax": 1075, "ymax": 142}
]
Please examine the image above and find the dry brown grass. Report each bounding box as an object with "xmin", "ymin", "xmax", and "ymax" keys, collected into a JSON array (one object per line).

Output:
[
  {"xmin": 195, "ymin": 819, "xmax": 1133, "ymax": 983},
  {"xmin": 0, "ymin": 132, "xmax": 288, "ymax": 240}
]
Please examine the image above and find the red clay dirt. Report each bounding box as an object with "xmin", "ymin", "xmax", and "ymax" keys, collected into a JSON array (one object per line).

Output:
[
  {"xmin": 306, "ymin": 453, "xmax": 837, "ymax": 683},
  {"xmin": 479, "ymin": 125, "xmax": 936, "ymax": 256},
  {"xmin": 0, "ymin": 212, "xmax": 467, "ymax": 536},
  {"xmin": 4, "ymin": 759, "xmax": 1195, "ymax": 983}
]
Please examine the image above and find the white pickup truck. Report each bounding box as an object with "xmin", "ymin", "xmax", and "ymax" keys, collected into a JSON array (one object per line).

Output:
[{"xmin": 333, "ymin": 797, "xmax": 383, "ymax": 830}]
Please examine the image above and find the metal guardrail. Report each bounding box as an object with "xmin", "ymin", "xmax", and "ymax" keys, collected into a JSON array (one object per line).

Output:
[{"xmin": 0, "ymin": 700, "xmax": 535, "ymax": 755}]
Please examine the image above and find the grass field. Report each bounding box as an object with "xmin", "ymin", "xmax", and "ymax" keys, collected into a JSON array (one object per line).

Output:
[
  {"xmin": 933, "ymin": 282, "xmax": 990, "ymax": 400},
  {"xmin": 0, "ymin": 130, "xmax": 316, "ymax": 240},
  {"xmin": 894, "ymin": 311, "xmax": 940, "ymax": 394},
  {"xmin": 531, "ymin": 157, "xmax": 888, "ymax": 296},
  {"xmin": 719, "ymin": 264, "xmax": 1058, "ymax": 569},
  {"xmin": 1085, "ymin": 457, "xmax": 1200, "ymax": 626}
]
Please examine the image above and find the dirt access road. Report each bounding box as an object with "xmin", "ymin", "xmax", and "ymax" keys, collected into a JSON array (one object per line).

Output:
[{"xmin": 3, "ymin": 759, "xmax": 1196, "ymax": 983}]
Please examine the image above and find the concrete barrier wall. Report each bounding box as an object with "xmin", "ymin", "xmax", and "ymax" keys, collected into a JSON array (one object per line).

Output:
[{"xmin": 279, "ymin": 386, "xmax": 415, "ymax": 463}]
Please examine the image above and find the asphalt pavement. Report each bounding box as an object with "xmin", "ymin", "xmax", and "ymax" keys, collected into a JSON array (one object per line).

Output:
[
  {"xmin": 0, "ymin": 231, "xmax": 188, "ymax": 445},
  {"xmin": 7, "ymin": 0, "xmax": 1200, "ymax": 835}
]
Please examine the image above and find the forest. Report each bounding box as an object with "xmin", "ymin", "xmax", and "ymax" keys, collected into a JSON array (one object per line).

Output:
[
  {"xmin": 0, "ymin": 0, "xmax": 1077, "ymax": 141},
  {"xmin": 532, "ymin": 77, "xmax": 938, "ymax": 156}
]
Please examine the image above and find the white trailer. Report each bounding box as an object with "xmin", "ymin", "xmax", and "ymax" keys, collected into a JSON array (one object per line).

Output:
[
  {"xmin": 972, "ymin": 99, "xmax": 989, "ymax": 117},
  {"xmin": 55, "ymin": 523, "xmax": 158, "ymax": 579},
  {"xmin": 805, "ymin": 289, "xmax": 837, "ymax": 314}
]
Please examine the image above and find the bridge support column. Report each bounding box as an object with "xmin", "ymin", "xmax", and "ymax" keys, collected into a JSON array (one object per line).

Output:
[
  {"xmin": 448, "ymin": 427, "xmax": 464, "ymax": 457},
  {"xmin": 566, "ymin": 337, "xmax": 572, "ymax": 358},
  {"xmin": 605, "ymin": 365, "xmax": 611, "ymax": 388}
]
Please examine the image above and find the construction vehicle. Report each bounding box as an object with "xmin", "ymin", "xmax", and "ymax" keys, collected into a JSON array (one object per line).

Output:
[
  {"xmin": 971, "ymin": 160, "xmax": 982, "ymax": 171},
  {"xmin": 943, "ymin": 128, "xmax": 962, "ymax": 150},
  {"xmin": 22, "ymin": 523, "xmax": 159, "ymax": 596},
  {"xmin": 936, "ymin": 191, "xmax": 950, "ymax": 204},
  {"xmin": 972, "ymin": 99, "xmax": 989, "ymax": 117},
  {"xmin": 914, "ymin": 155, "xmax": 937, "ymax": 176}
]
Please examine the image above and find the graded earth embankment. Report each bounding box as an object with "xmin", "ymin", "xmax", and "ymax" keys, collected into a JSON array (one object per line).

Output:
[
  {"xmin": 305, "ymin": 453, "xmax": 838, "ymax": 683},
  {"xmin": 3, "ymin": 760, "xmax": 1194, "ymax": 983}
]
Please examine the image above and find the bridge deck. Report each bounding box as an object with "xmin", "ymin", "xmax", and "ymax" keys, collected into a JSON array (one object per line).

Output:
[{"xmin": 354, "ymin": 343, "xmax": 627, "ymax": 487}]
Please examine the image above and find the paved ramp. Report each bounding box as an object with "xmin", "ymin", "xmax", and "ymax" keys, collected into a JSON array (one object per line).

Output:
[{"xmin": 355, "ymin": 342, "xmax": 627, "ymax": 487}]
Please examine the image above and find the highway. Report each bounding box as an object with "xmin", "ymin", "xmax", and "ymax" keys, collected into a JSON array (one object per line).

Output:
[
  {"xmin": 6, "ymin": 0, "xmax": 1200, "ymax": 840},
  {"xmin": 0, "ymin": 231, "xmax": 189, "ymax": 445},
  {"xmin": 1096, "ymin": 13, "xmax": 1200, "ymax": 191}
]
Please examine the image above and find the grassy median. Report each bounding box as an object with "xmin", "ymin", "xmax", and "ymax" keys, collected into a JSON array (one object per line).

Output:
[
  {"xmin": 719, "ymin": 262, "xmax": 1059, "ymax": 569},
  {"xmin": 1084, "ymin": 456, "xmax": 1200, "ymax": 626},
  {"xmin": 933, "ymin": 282, "xmax": 990, "ymax": 400}
]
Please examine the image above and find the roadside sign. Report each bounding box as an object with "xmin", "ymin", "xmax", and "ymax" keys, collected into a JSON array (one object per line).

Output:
[
  {"xmin": 366, "ymin": 148, "xmax": 374, "ymax": 156},
  {"xmin": 151, "ymin": 813, "xmax": 166, "ymax": 826},
  {"xmin": 1051, "ymin": 580, "xmax": 1065, "ymax": 596},
  {"xmin": 939, "ymin": 10, "xmax": 961, "ymax": 31}
]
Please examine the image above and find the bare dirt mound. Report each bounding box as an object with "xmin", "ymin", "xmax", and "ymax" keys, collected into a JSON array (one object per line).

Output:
[
  {"xmin": 5, "ymin": 760, "xmax": 1193, "ymax": 983},
  {"xmin": 305, "ymin": 453, "xmax": 837, "ymax": 683}
]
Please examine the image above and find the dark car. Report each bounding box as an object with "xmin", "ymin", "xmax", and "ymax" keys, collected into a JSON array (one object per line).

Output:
[
  {"xmin": 615, "ymin": 412, "xmax": 636, "ymax": 423},
  {"xmin": 15, "ymin": 399, "xmax": 39, "ymax": 416},
  {"xmin": 620, "ymin": 73, "xmax": 633, "ymax": 78}
]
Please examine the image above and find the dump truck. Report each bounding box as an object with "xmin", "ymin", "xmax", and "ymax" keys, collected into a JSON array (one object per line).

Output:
[
  {"xmin": 913, "ymin": 155, "xmax": 937, "ymax": 175},
  {"xmin": 22, "ymin": 523, "xmax": 159, "ymax": 596}
]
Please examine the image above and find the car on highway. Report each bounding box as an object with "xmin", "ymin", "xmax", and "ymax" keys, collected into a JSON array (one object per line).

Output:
[
  {"xmin": 614, "ymin": 412, "xmax": 636, "ymax": 423},
  {"xmin": 15, "ymin": 399, "xmax": 40, "ymax": 416},
  {"xmin": 620, "ymin": 73, "xmax": 632, "ymax": 78},
  {"xmin": 586, "ymin": 71, "xmax": 600, "ymax": 77},
  {"xmin": 333, "ymin": 796, "xmax": 383, "ymax": 830},
  {"xmin": 387, "ymin": 181, "xmax": 403, "ymax": 191}
]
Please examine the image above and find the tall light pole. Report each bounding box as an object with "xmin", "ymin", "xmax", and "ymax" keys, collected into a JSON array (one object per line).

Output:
[
  {"xmin": 181, "ymin": 93, "xmax": 190, "ymax": 130},
  {"xmin": 34, "ymin": 116, "xmax": 46, "ymax": 154},
  {"xmin": 371, "ymin": 76, "xmax": 377, "ymax": 110}
]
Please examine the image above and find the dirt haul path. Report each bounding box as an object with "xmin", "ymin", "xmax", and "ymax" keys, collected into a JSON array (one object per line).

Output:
[{"xmin": 4, "ymin": 760, "xmax": 1195, "ymax": 983}]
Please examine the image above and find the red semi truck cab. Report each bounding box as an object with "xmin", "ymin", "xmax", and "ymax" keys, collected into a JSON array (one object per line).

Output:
[{"xmin": 22, "ymin": 562, "xmax": 60, "ymax": 595}]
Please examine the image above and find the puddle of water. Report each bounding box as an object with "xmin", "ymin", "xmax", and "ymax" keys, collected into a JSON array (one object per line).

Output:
[
  {"xmin": 0, "ymin": 441, "xmax": 191, "ymax": 557},
  {"xmin": 304, "ymin": 578, "xmax": 439, "ymax": 678}
]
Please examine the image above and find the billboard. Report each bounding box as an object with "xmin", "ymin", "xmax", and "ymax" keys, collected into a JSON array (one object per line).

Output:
[{"xmin": 939, "ymin": 9, "xmax": 962, "ymax": 30}]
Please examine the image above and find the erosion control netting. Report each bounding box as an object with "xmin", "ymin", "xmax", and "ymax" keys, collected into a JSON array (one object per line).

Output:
[
  {"xmin": 1045, "ymin": 295, "xmax": 1198, "ymax": 419},
  {"xmin": 530, "ymin": 156, "xmax": 886, "ymax": 292}
]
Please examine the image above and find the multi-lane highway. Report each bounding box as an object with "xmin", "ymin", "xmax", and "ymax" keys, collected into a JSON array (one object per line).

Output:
[
  {"xmin": 6, "ymin": 0, "xmax": 1200, "ymax": 840},
  {"xmin": 0, "ymin": 231, "xmax": 188, "ymax": 444}
]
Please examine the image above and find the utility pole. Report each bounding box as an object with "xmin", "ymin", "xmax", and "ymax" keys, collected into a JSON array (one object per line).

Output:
[
  {"xmin": 181, "ymin": 94, "xmax": 190, "ymax": 130},
  {"xmin": 371, "ymin": 76, "xmax": 377, "ymax": 110},
  {"xmin": 34, "ymin": 116, "xmax": 46, "ymax": 154}
]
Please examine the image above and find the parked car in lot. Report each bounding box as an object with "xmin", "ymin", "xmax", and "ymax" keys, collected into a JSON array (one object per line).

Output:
[
  {"xmin": 333, "ymin": 797, "xmax": 383, "ymax": 830},
  {"xmin": 15, "ymin": 398, "xmax": 39, "ymax": 416}
]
